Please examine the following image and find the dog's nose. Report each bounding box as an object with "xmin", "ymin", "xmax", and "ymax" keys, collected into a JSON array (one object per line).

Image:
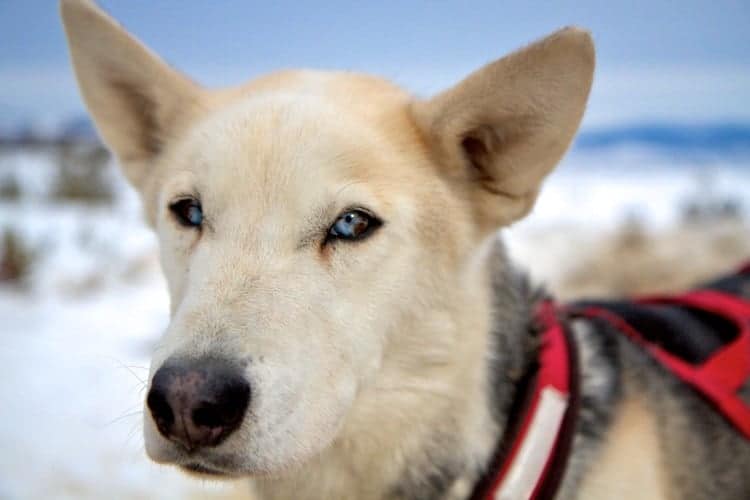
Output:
[{"xmin": 146, "ymin": 358, "xmax": 250, "ymax": 451}]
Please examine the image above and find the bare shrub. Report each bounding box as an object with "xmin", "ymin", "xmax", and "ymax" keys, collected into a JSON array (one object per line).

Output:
[
  {"xmin": 0, "ymin": 175, "xmax": 22, "ymax": 201},
  {"xmin": 0, "ymin": 228, "xmax": 36, "ymax": 286},
  {"xmin": 53, "ymin": 144, "xmax": 115, "ymax": 204},
  {"xmin": 680, "ymin": 169, "xmax": 745, "ymax": 224},
  {"xmin": 681, "ymin": 196, "xmax": 744, "ymax": 224}
]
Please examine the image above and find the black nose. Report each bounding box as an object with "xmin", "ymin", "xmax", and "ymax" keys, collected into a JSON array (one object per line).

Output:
[{"xmin": 146, "ymin": 358, "xmax": 250, "ymax": 451}]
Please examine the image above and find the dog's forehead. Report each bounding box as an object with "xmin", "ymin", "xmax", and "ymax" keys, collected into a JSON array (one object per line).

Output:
[{"xmin": 170, "ymin": 71, "xmax": 424, "ymax": 215}]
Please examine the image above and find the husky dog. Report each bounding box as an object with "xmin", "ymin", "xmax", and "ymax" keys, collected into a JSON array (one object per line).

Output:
[{"xmin": 61, "ymin": 1, "xmax": 750, "ymax": 499}]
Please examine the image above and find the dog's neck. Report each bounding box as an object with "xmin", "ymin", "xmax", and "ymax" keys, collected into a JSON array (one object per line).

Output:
[{"xmin": 252, "ymin": 240, "xmax": 540, "ymax": 500}]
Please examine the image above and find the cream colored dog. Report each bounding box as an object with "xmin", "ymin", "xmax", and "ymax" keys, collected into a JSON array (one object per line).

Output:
[{"xmin": 63, "ymin": 2, "xmax": 750, "ymax": 499}]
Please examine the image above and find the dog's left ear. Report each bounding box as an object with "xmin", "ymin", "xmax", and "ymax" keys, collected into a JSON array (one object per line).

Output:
[
  {"xmin": 412, "ymin": 27, "xmax": 595, "ymax": 228},
  {"xmin": 60, "ymin": 0, "xmax": 202, "ymax": 193}
]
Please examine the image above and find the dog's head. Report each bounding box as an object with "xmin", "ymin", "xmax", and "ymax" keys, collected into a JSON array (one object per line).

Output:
[{"xmin": 62, "ymin": 0, "xmax": 593, "ymax": 478}]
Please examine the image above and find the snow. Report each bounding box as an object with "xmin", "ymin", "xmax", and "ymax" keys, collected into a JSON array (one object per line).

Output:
[
  {"xmin": 0, "ymin": 145, "xmax": 748, "ymax": 498},
  {"xmin": 532, "ymin": 147, "xmax": 750, "ymax": 229}
]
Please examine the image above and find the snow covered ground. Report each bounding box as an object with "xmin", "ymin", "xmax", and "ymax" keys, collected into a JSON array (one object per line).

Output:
[{"xmin": 0, "ymin": 144, "xmax": 748, "ymax": 499}]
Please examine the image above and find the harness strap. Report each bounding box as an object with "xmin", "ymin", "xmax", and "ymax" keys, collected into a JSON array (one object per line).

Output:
[
  {"xmin": 473, "ymin": 302, "xmax": 579, "ymax": 500},
  {"xmin": 573, "ymin": 289, "xmax": 750, "ymax": 439},
  {"xmin": 470, "ymin": 261, "xmax": 750, "ymax": 500}
]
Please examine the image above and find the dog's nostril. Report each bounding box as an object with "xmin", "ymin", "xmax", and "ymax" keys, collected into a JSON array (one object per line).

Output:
[
  {"xmin": 192, "ymin": 382, "xmax": 251, "ymax": 429},
  {"xmin": 147, "ymin": 384, "xmax": 174, "ymax": 428},
  {"xmin": 192, "ymin": 404, "xmax": 224, "ymax": 428}
]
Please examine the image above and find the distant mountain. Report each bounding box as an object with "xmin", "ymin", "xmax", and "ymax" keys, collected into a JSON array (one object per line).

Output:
[
  {"xmin": 0, "ymin": 114, "xmax": 99, "ymax": 146},
  {"xmin": 2, "ymin": 115, "xmax": 750, "ymax": 154},
  {"xmin": 575, "ymin": 123, "xmax": 750, "ymax": 153},
  {"xmin": 58, "ymin": 115, "xmax": 99, "ymax": 143}
]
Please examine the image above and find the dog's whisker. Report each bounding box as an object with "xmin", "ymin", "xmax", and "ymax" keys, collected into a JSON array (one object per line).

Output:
[
  {"xmin": 104, "ymin": 410, "xmax": 144, "ymax": 427},
  {"xmin": 124, "ymin": 420, "xmax": 143, "ymax": 446},
  {"xmin": 123, "ymin": 364, "xmax": 149, "ymax": 371},
  {"xmin": 118, "ymin": 400, "xmax": 146, "ymax": 414},
  {"xmin": 104, "ymin": 355, "xmax": 149, "ymax": 385}
]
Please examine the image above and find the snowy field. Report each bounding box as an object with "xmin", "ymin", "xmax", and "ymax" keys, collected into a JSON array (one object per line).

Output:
[{"xmin": 0, "ymin": 143, "xmax": 749, "ymax": 499}]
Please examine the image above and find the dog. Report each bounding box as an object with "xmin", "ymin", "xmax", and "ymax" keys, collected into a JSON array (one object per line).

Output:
[{"xmin": 60, "ymin": 1, "xmax": 750, "ymax": 499}]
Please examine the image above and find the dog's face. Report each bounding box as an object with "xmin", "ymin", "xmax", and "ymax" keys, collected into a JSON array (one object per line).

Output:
[
  {"xmin": 61, "ymin": 0, "xmax": 593, "ymax": 478},
  {"xmin": 141, "ymin": 84, "xmax": 473, "ymax": 474}
]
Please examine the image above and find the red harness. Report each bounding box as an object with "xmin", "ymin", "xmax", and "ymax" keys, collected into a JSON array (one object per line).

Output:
[
  {"xmin": 576, "ymin": 289, "xmax": 750, "ymax": 438},
  {"xmin": 476, "ymin": 262, "xmax": 750, "ymax": 500},
  {"xmin": 474, "ymin": 301, "xmax": 578, "ymax": 500}
]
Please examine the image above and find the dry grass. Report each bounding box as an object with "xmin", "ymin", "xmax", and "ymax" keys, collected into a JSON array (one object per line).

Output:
[{"xmin": 558, "ymin": 219, "xmax": 750, "ymax": 300}]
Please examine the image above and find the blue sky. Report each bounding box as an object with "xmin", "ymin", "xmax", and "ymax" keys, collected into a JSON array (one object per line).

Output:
[{"xmin": 1, "ymin": 1, "xmax": 749, "ymax": 129}]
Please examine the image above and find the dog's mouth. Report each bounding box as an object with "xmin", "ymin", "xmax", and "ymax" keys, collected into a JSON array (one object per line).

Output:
[{"xmin": 181, "ymin": 462, "xmax": 229, "ymax": 477}]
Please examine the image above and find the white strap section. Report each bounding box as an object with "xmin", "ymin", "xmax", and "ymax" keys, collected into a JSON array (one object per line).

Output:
[{"xmin": 494, "ymin": 387, "xmax": 569, "ymax": 500}]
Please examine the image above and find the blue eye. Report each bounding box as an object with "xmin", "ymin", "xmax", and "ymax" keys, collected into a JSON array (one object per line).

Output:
[
  {"xmin": 170, "ymin": 198, "xmax": 203, "ymax": 228},
  {"xmin": 327, "ymin": 209, "xmax": 381, "ymax": 242}
]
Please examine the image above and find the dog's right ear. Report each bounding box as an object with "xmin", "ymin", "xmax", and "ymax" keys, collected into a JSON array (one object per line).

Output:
[
  {"xmin": 60, "ymin": 0, "xmax": 202, "ymax": 191},
  {"xmin": 412, "ymin": 28, "xmax": 594, "ymax": 231}
]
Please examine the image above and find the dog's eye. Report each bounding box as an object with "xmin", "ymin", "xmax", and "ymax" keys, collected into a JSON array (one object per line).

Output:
[
  {"xmin": 327, "ymin": 209, "xmax": 381, "ymax": 242},
  {"xmin": 169, "ymin": 198, "xmax": 203, "ymax": 228}
]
